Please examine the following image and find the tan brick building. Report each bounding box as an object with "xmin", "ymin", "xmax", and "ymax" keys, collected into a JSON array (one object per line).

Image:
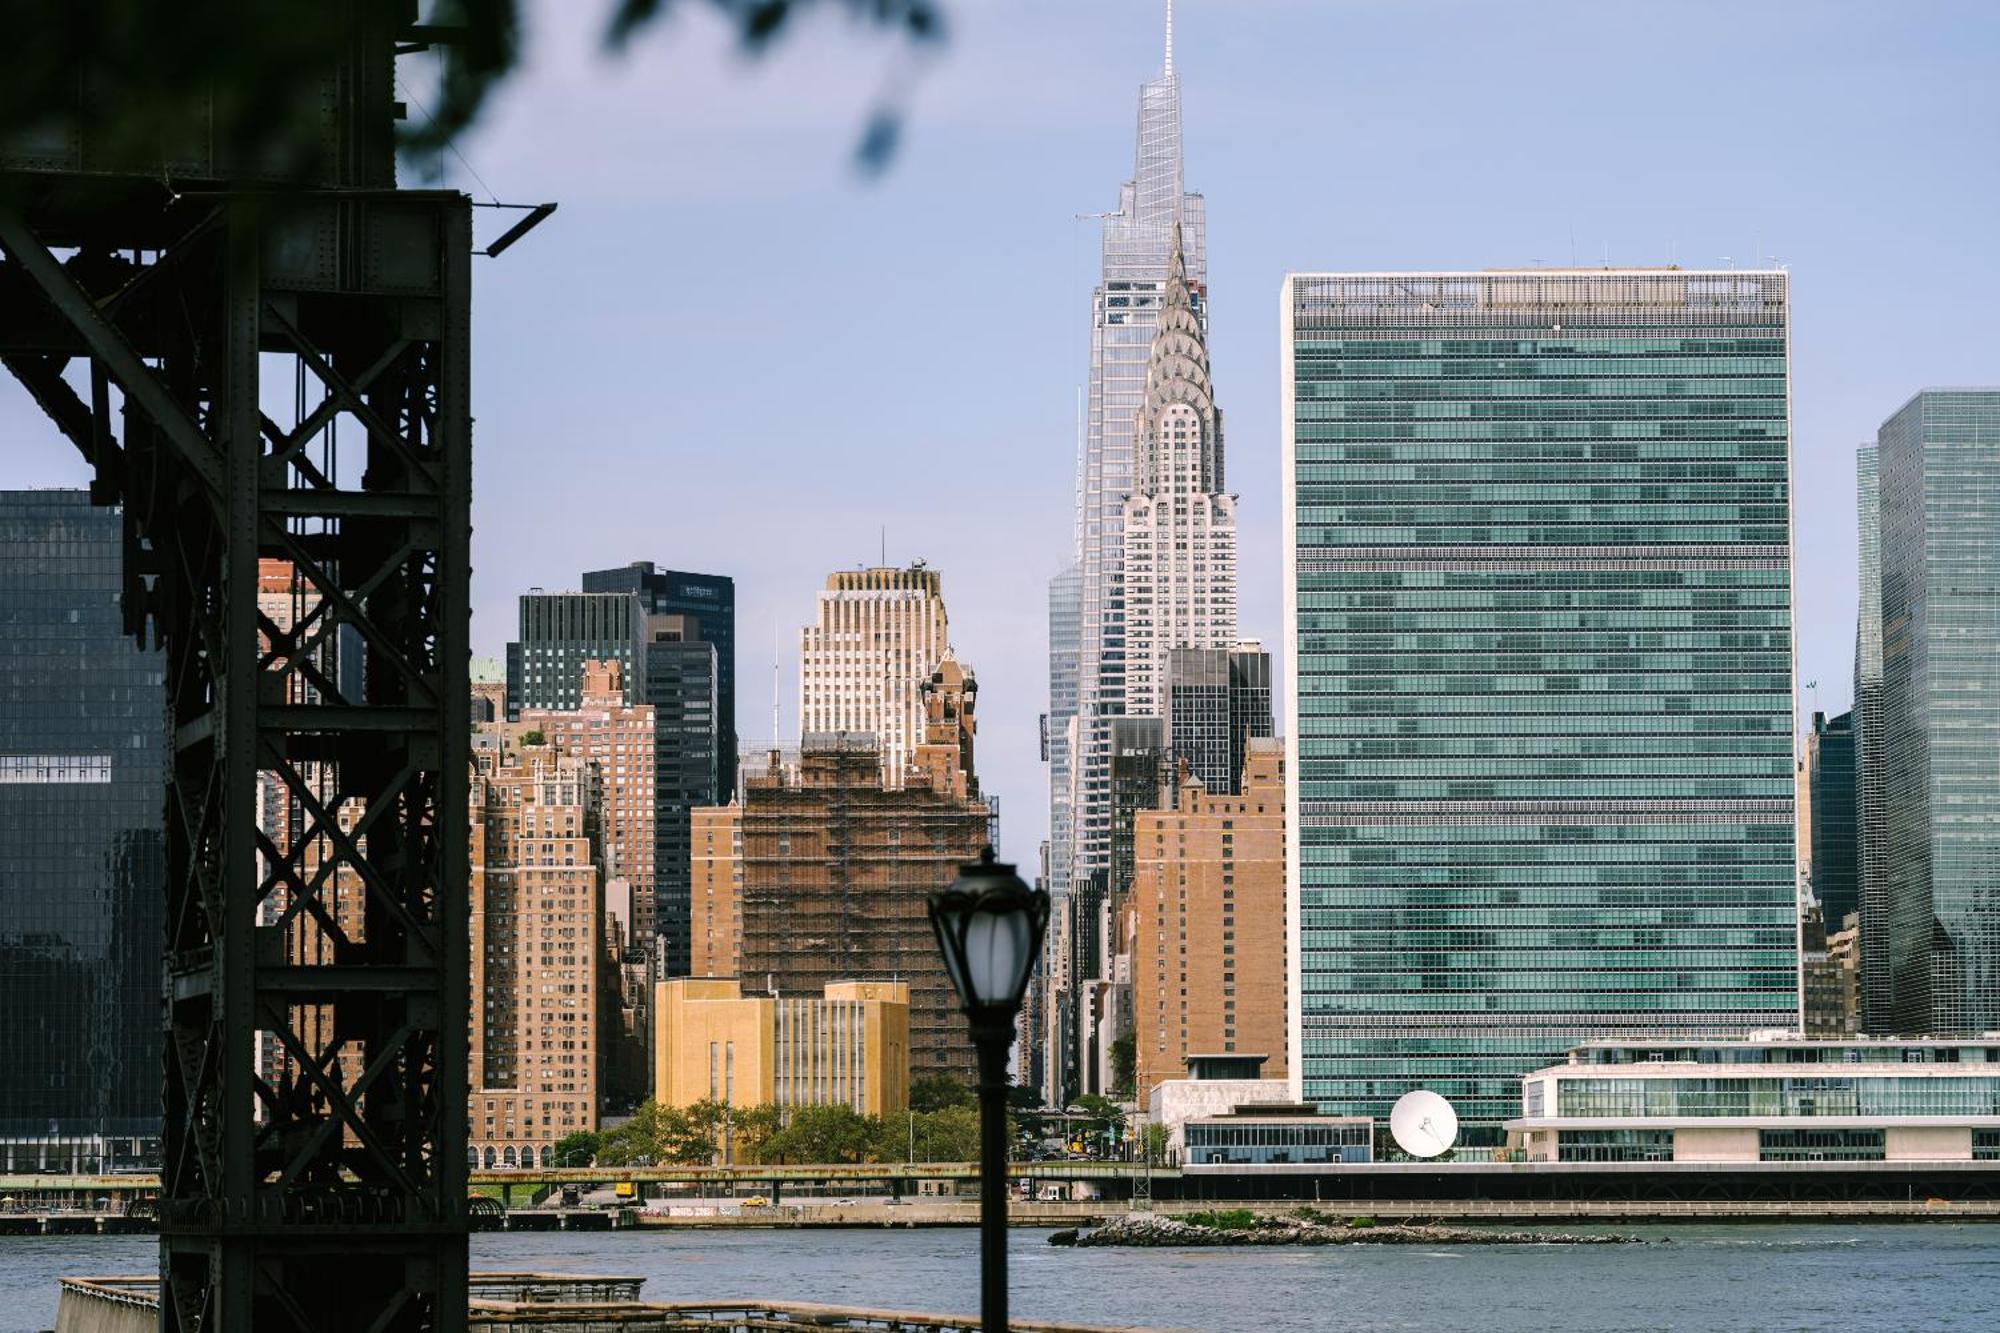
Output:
[
  {"xmin": 653, "ymin": 978, "xmax": 909, "ymax": 1130},
  {"xmin": 517, "ymin": 660, "xmax": 655, "ymax": 952},
  {"xmin": 469, "ymin": 745, "xmax": 601, "ymax": 1169},
  {"xmin": 690, "ymin": 804, "xmax": 743, "ymax": 978},
  {"xmin": 1132, "ymin": 738, "xmax": 1288, "ymax": 1103}
]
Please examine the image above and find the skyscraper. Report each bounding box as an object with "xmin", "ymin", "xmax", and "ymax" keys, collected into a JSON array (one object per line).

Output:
[
  {"xmin": 637, "ymin": 614, "xmax": 722, "ymax": 976},
  {"xmin": 1856, "ymin": 390, "xmax": 2000, "ymax": 1036},
  {"xmin": 508, "ymin": 587, "xmax": 721, "ymax": 976},
  {"xmin": 582, "ymin": 562, "xmax": 737, "ymax": 796},
  {"xmin": 1283, "ymin": 270, "xmax": 1799, "ymax": 1141},
  {"xmin": 1853, "ymin": 444, "xmax": 1891, "ymax": 1034},
  {"xmin": 1123, "ymin": 224, "xmax": 1238, "ymax": 725},
  {"xmin": 798, "ymin": 564, "xmax": 950, "ymax": 791},
  {"xmin": 469, "ymin": 741, "xmax": 602, "ymax": 1169},
  {"xmin": 1167, "ymin": 642, "xmax": 1273, "ymax": 797},
  {"xmin": 1045, "ymin": 562, "xmax": 1082, "ymax": 902},
  {"xmin": 518, "ymin": 661, "xmax": 656, "ymax": 954},
  {"xmin": 1108, "ymin": 717, "xmax": 1169, "ymax": 923},
  {"xmin": 0, "ymin": 493, "xmax": 165, "ymax": 1174},
  {"xmin": 1058, "ymin": 7, "xmax": 1209, "ymax": 898},
  {"xmin": 1806, "ymin": 710, "xmax": 1858, "ymax": 927},
  {"xmin": 507, "ymin": 591, "xmax": 644, "ymax": 715},
  {"xmin": 1132, "ymin": 740, "xmax": 1288, "ymax": 1104}
]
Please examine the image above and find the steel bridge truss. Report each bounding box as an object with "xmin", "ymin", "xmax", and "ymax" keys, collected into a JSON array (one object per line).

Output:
[{"xmin": 0, "ymin": 186, "xmax": 471, "ymax": 1329}]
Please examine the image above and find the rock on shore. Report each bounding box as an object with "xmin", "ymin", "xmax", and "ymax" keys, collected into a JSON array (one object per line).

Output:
[{"xmin": 1052, "ymin": 1212, "xmax": 1642, "ymax": 1247}]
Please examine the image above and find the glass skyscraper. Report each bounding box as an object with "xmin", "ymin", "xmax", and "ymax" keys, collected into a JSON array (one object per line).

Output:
[
  {"xmin": 1853, "ymin": 444, "xmax": 1891, "ymax": 1034},
  {"xmin": 582, "ymin": 562, "xmax": 736, "ymax": 795},
  {"xmin": 0, "ymin": 493, "xmax": 166, "ymax": 1172},
  {"xmin": 1045, "ymin": 561, "xmax": 1081, "ymax": 901},
  {"xmin": 1282, "ymin": 270, "xmax": 1799, "ymax": 1141},
  {"xmin": 1167, "ymin": 643, "xmax": 1273, "ymax": 797},
  {"xmin": 1857, "ymin": 390, "xmax": 2000, "ymax": 1037},
  {"xmin": 1806, "ymin": 710, "xmax": 1857, "ymax": 926},
  {"xmin": 1055, "ymin": 13, "xmax": 1207, "ymax": 901}
]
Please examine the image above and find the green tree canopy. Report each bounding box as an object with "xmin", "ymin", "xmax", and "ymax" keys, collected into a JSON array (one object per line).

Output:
[
  {"xmin": 551, "ymin": 1130, "xmax": 601, "ymax": 1167},
  {"xmin": 1109, "ymin": 1032, "xmax": 1136, "ymax": 1099},
  {"xmin": 910, "ymin": 1073, "xmax": 974, "ymax": 1113},
  {"xmin": 758, "ymin": 1104, "xmax": 878, "ymax": 1165}
]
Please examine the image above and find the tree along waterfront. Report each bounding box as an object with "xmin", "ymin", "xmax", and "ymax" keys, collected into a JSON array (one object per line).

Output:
[{"xmin": 569, "ymin": 1076, "xmax": 1007, "ymax": 1167}]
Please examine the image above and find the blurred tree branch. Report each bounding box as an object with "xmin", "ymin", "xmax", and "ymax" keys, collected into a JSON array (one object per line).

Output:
[{"xmin": 0, "ymin": 0, "xmax": 945, "ymax": 183}]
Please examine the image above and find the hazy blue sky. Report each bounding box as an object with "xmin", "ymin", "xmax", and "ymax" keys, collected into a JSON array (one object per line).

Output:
[{"xmin": 7, "ymin": 1, "xmax": 1997, "ymax": 864}]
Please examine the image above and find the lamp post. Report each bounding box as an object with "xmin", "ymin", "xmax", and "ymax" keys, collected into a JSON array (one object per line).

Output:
[{"xmin": 928, "ymin": 846, "xmax": 1049, "ymax": 1333}]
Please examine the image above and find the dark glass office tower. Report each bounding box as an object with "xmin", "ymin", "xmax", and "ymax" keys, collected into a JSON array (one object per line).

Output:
[
  {"xmin": 1109, "ymin": 716, "xmax": 1169, "ymax": 904},
  {"xmin": 1167, "ymin": 642, "xmax": 1274, "ymax": 796},
  {"xmin": 583, "ymin": 563, "xmax": 735, "ymax": 795},
  {"xmin": 1858, "ymin": 390, "xmax": 2000, "ymax": 1036},
  {"xmin": 0, "ymin": 493, "xmax": 166, "ymax": 1172},
  {"xmin": 638, "ymin": 615, "xmax": 719, "ymax": 978},
  {"xmin": 505, "ymin": 592, "xmax": 643, "ymax": 718},
  {"xmin": 1807, "ymin": 710, "xmax": 1858, "ymax": 925}
]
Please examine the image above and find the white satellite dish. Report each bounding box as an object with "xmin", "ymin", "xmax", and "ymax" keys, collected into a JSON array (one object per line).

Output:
[{"xmin": 1389, "ymin": 1089, "xmax": 1459, "ymax": 1159}]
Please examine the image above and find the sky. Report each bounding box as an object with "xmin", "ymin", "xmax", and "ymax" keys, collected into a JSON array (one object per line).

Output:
[{"xmin": 5, "ymin": 1, "xmax": 1998, "ymax": 865}]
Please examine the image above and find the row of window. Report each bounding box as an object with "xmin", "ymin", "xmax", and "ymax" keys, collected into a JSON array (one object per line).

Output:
[{"xmin": 1558, "ymin": 1076, "xmax": 2000, "ymax": 1118}]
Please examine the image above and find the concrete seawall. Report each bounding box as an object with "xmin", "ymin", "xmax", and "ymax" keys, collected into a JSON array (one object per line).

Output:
[{"xmin": 630, "ymin": 1197, "xmax": 2000, "ymax": 1228}]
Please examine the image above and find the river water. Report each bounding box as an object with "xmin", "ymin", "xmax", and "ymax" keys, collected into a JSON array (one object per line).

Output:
[{"xmin": 3, "ymin": 1223, "xmax": 1997, "ymax": 1331}]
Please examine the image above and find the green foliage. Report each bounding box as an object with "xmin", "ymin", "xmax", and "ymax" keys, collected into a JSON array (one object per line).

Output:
[
  {"xmin": 595, "ymin": 1102, "xmax": 696, "ymax": 1165},
  {"xmin": 1139, "ymin": 1123, "xmax": 1169, "ymax": 1166},
  {"xmin": 1184, "ymin": 1208, "xmax": 1258, "ymax": 1231},
  {"xmin": 585, "ymin": 1097, "xmax": 1003, "ymax": 1168},
  {"xmin": 1070, "ymin": 1093, "xmax": 1123, "ymax": 1126},
  {"xmin": 519, "ymin": 729, "xmax": 547, "ymax": 746},
  {"xmin": 758, "ymin": 1104, "xmax": 878, "ymax": 1165},
  {"xmin": 1346, "ymin": 1215, "xmax": 1377, "ymax": 1229},
  {"xmin": 1109, "ymin": 1032, "xmax": 1135, "ymax": 1098},
  {"xmin": 906, "ymin": 1105, "xmax": 981, "ymax": 1163},
  {"xmin": 910, "ymin": 1074, "xmax": 974, "ymax": 1114},
  {"xmin": 551, "ymin": 1130, "xmax": 601, "ymax": 1167}
]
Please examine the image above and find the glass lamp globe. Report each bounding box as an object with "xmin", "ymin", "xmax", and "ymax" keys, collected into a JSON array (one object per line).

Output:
[{"xmin": 928, "ymin": 847, "xmax": 1050, "ymax": 1015}]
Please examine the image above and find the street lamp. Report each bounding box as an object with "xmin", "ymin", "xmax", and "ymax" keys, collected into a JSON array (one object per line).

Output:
[{"xmin": 928, "ymin": 846, "xmax": 1049, "ymax": 1333}]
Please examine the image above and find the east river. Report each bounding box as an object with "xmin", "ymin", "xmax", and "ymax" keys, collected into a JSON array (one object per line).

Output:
[{"xmin": 5, "ymin": 1224, "xmax": 1998, "ymax": 1331}]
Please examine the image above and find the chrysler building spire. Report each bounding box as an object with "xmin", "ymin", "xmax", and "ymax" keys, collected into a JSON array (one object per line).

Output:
[
  {"xmin": 1134, "ymin": 220, "xmax": 1220, "ymax": 496},
  {"xmin": 1121, "ymin": 213, "xmax": 1237, "ymax": 727}
]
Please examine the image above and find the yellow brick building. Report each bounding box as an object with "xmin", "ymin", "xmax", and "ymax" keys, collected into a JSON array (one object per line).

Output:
[{"xmin": 653, "ymin": 978, "xmax": 909, "ymax": 1119}]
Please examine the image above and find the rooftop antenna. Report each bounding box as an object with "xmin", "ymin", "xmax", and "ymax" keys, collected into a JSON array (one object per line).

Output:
[
  {"xmin": 1164, "ymin": 0, "xmax": 1174, "ymax": 77},
  {"xmin": 772, "ymin": 621, "xmax": 782, "ymax": 745},
  {"xmin": 881, "ymin": 524, "xmax": 887, "ymax": 568}
]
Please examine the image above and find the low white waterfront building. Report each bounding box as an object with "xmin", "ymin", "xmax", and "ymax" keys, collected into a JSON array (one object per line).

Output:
[
  {"xmin": 1506, "ymin": 1038, "xmax": 2000, "ymax": 1164},
  {"xmin": 1147, "ymin": 1054, "xmax": 1290, "ymax": 1158}
]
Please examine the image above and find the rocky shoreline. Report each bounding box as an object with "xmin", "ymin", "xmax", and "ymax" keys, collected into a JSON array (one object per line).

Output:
[{"xmin": 1050, "ymin": 1211, "xmax": 1646, "ymax": 1248}]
